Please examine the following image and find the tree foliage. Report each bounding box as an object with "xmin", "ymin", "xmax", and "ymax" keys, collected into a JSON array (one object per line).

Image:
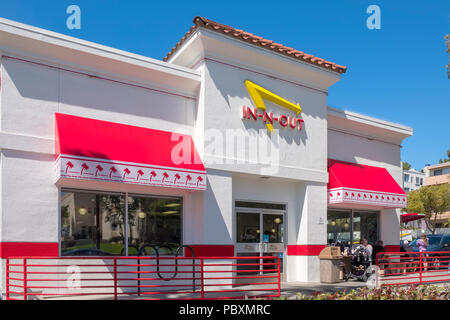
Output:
[
  {"xmin": 438, "ymin": 149, "xmax": 450, "ymax": 163},
  {"xmin": 402, "ymin": 161, "xmax": 412, "ymax": 170},
  {"xmin": 406, "ymin": 184, "xmax": 450, "ymax": 234}
]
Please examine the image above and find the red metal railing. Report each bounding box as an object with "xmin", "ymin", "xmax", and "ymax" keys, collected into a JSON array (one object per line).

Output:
[
  {"xmin": 375, "ymin": 251, "xmax": 450, "ymax": 287},
  {"xmin": 5, "ymin": 256, "xmax": 280, "ymax": 300}
]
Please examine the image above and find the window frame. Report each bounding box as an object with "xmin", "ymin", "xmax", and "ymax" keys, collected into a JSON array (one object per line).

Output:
[
  {"xmin": 127, "ymin": 193, "xmax": 183, "ymax": 254},
  {"xmin": 327, "ymin": 208, "xmax": 380, "ymax": 246},
  {"xmin": 59, "ymin": 188, "xmax": 184, "ymax": 256}
]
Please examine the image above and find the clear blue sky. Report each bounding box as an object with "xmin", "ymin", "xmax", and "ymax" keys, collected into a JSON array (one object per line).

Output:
[{"xmin": 1, "ymin": 0, "xmax": 449, "ymax": 169}]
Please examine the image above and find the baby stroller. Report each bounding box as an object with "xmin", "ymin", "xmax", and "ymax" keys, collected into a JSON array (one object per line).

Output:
[{"xmin": 342, "ymin": 244, "xmax": 374, "ymax": 282}]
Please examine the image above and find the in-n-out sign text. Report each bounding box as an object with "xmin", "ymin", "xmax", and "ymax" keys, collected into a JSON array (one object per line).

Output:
[
  {"xmin": 242, "ymin": 106, "xmax": 304, "ymax": 131},
  {"xmin": 243, "ymin": 80, "xmax": 304, "ymax": 132}
]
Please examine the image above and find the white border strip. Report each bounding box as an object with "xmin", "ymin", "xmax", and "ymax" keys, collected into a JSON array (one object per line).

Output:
[
  {"xmin": 328, "ymin": 187, "xmax": 407, "ymax": 208},
  {"xmin": 56, "ymin": 155, "xmax": 207, "ymax": 191}
]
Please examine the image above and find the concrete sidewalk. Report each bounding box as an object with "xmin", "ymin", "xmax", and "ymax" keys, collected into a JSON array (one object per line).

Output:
[
  {"xmin": 29, "ymin": 280, "xmax": 367, "ymax": 300},
  {"xmin": 280, "ymin": 280, "xmax": 366, "ymax": 298}
]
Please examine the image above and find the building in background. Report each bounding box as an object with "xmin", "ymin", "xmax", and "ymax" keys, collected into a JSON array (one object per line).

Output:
[
  {"xmin": 423, "ymin": 162, "xmax": 450, "ymax": 227},
  {"xmin": 402, "ymin": 168, "xmax": 425, "ymax": 193}
]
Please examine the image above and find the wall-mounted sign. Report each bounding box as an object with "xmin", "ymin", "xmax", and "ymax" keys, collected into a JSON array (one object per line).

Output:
[{"xmin": 243, "ymin": 80, "xmax": 303, "ymax": 132}]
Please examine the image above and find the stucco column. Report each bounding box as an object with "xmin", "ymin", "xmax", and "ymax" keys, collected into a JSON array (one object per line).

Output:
[
  {"xmin": 286, "ymin": 182, "xmax": 327, "ymax": 282},
  {"xmin": 184, "ymin": 169, "xmax": 234, "ymax": 256},
  {"xmin": 380, "ymin": 208, "xmax": 401, "ymax": 251}
]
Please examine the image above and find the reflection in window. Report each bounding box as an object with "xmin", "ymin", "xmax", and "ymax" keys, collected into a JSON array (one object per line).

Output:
[
  {"xmin": 128, "ymin": 195, "xmax": 181, "ymax": 252},
  {"xmin": 236, "ymin": 212, "xmax": 260, "ymax": 243},
  {"xmin": 327, "ymin": 210, "xmax": 351, "ymax": 247},
  {"xmin": 353, "ymin": 211, "xmax": 378, "ymax": 245},
  {"xmin": 262, "ymin": 214, "xmax": 283, "ymax": 243},
  {"xmin": 327, "ymin": 209, "xmax": 379, "ymax": 247},
  {"xmin": 61, "ymin": 190, "xmax": 125, "ymax": 255}
]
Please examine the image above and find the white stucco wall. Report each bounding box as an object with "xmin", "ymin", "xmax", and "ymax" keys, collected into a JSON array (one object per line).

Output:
[
  {"xmin": 199, "ymin": 59, "xmax": 330, "ymax": 183},
  {"xmin": 0, "ymin": 54, "xmax": 198, "ymax": 246},
  {"xmin": 195, "ymin": 169, "xmax": 233, "ymax": 245},
  {"xmin": 195, "ymin": 52, "xmax": 334, "ymax": 281},
  {"xmin": 328, "ymin": 121, "xmax": 406, "ymax": 248}
]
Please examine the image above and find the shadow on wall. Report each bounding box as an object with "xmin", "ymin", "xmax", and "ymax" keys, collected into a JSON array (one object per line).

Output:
[
  {"xmin": 328, "ymin": 129, "xmax": 402, "ymax": 168},
  {"xmin": 203, "ymin": 60, "xmax": 332, "ymax": 147},
  {"xmin": 203, "ymin": 170, "xmax": 233, "ymax": 244},
  {"xmin": 4, "ymin": 57, "xmax": 194, "ymax": 127}
]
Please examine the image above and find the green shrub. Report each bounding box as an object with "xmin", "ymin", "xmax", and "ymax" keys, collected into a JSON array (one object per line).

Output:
[{"xmin": 290, "ymin": 284, "xmax": 449, "ymax": 300}]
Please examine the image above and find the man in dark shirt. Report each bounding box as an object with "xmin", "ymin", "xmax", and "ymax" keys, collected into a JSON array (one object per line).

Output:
[
  {"xmin": 400, "ymin": 240, "xmax": 416, "ymax": 273},
  {"xmin": 372, "ymin": 240, "xmax": 386, "ymax": 262}
]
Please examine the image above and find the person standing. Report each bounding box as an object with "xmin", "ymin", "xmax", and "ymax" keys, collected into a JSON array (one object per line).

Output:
[
  {"xmin": 372, "ymin": 240, "xmax": 386, "ymax": 275},
  {"xmin": 372, "ymin": 240, "xmax": 386, "ymax": 262},
  {"xmin": 417, "ymin": 234, "xmax": 429, "ymax": 271},
  {"xmin": 400, "ymin": 240, "xmax": 415, "ymax": 273},
  {"xmin": 361, "ymin": 238, "xmax": 373, "ymax": 261}
]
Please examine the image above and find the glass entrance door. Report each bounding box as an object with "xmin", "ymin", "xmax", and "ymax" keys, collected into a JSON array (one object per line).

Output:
[{"xmin": 236, "ymin": 208, "xmax": 285, "ymax": 275}]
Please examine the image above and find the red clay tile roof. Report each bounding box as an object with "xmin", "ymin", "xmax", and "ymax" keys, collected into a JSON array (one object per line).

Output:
[{"xmin": 163, "ymin": 16, "xmax": 347, "ymax": 74}]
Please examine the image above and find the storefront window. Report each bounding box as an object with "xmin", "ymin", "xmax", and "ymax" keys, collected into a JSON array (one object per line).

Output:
[
  {"xmin": 327, "ymin": 210, "xmax": 351, "ymax": 247},
  {"xmin": 353, "ymin": 211, "xmax": 378, "ymax": 245},
  {"xmin": 327, "ymin": 209, "xmax": 379, "ymax": 247},
  {"xmin": 127, "ymin": 195, "xmax": 182, "ymax": 253},
  {"xmin": 61, "ymin": 190, "xmax": 125, "ymax": 255},
  {"xmin": 237, "ymin": 212, "xmax": 260, "ymax": 243},
  {"xmin": 61, "ymin": 190, "xmax": 182, "ymax": 256},
  {"xmin": 262, "ymin": 214, "xmax": 283, "ymax": 243}
]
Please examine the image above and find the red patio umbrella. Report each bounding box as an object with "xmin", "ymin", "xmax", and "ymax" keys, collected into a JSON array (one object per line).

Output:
[{"xmin": 400, "ymin": 213, "xmax": 425, "ymax": 223}]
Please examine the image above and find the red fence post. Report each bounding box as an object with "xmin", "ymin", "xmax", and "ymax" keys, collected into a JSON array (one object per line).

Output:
[
  {"xmin": 200, "ymin": 258, "xmax": 205, "ymax": 300},
  {"xmin": 419, "ymin": 252, "xmax": 423, "ymax": 285},
  {"xmin": 113, "ymin": 258, "xmax": 118, "ymax": 300},
  {"xmin": 375, "ymin": 254, "xmax": 379, "ymax": 288},
  {"xmin": 277, "ymin": 256, "xmax": 281, "ymax": 297},
  {"xmin": 5, "ymin": 258, "xmax": 10, "ymax": 300},
  {"xmin": 23, "ymin": 258, "xmax": 27, "ymax": 301}
]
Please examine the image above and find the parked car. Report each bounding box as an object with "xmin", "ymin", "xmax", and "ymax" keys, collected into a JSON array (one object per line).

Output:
[{"xmin": 405, "ymin": 234, "xmax": 450, "ymax": 269}]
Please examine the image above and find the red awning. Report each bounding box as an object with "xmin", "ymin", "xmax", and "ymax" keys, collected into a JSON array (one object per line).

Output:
[
  {"xmin": 328, "ymin": 159, "xmax": 406, "ymax": 208},
  {"xmin": 55, "ymin": 113, "xmax": 206, "ymax": 190},
  {"xmin": 401, "ymin": 213, "xmax": 425, "ymax": 223}
]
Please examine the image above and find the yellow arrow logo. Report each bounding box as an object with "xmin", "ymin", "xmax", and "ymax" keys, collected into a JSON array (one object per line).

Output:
[{"xmin": 244, "ymin": 80, "xmax": 302, "ymax": 132}]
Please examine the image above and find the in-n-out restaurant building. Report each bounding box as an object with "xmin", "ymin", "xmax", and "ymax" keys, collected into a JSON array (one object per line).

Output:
[{"xmin": 0, "ymin": 16, "xmax": 412, "ymax": 288}]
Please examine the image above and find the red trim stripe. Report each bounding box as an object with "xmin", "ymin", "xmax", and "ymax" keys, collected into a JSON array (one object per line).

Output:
[
  {"xmin": 287, "ymin": 245, "xmax": 326, "ymax": 256},
  {"xmin": 0, "ymin": 242, "xmax": 59, "ymax": 258},
  {"xmin": 384, "ymin": 245, "xmax": 401, "ymax": 252},
  {"xmin": 184, "ymin": 245, "xmax": 235, "ymax": 257}
]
